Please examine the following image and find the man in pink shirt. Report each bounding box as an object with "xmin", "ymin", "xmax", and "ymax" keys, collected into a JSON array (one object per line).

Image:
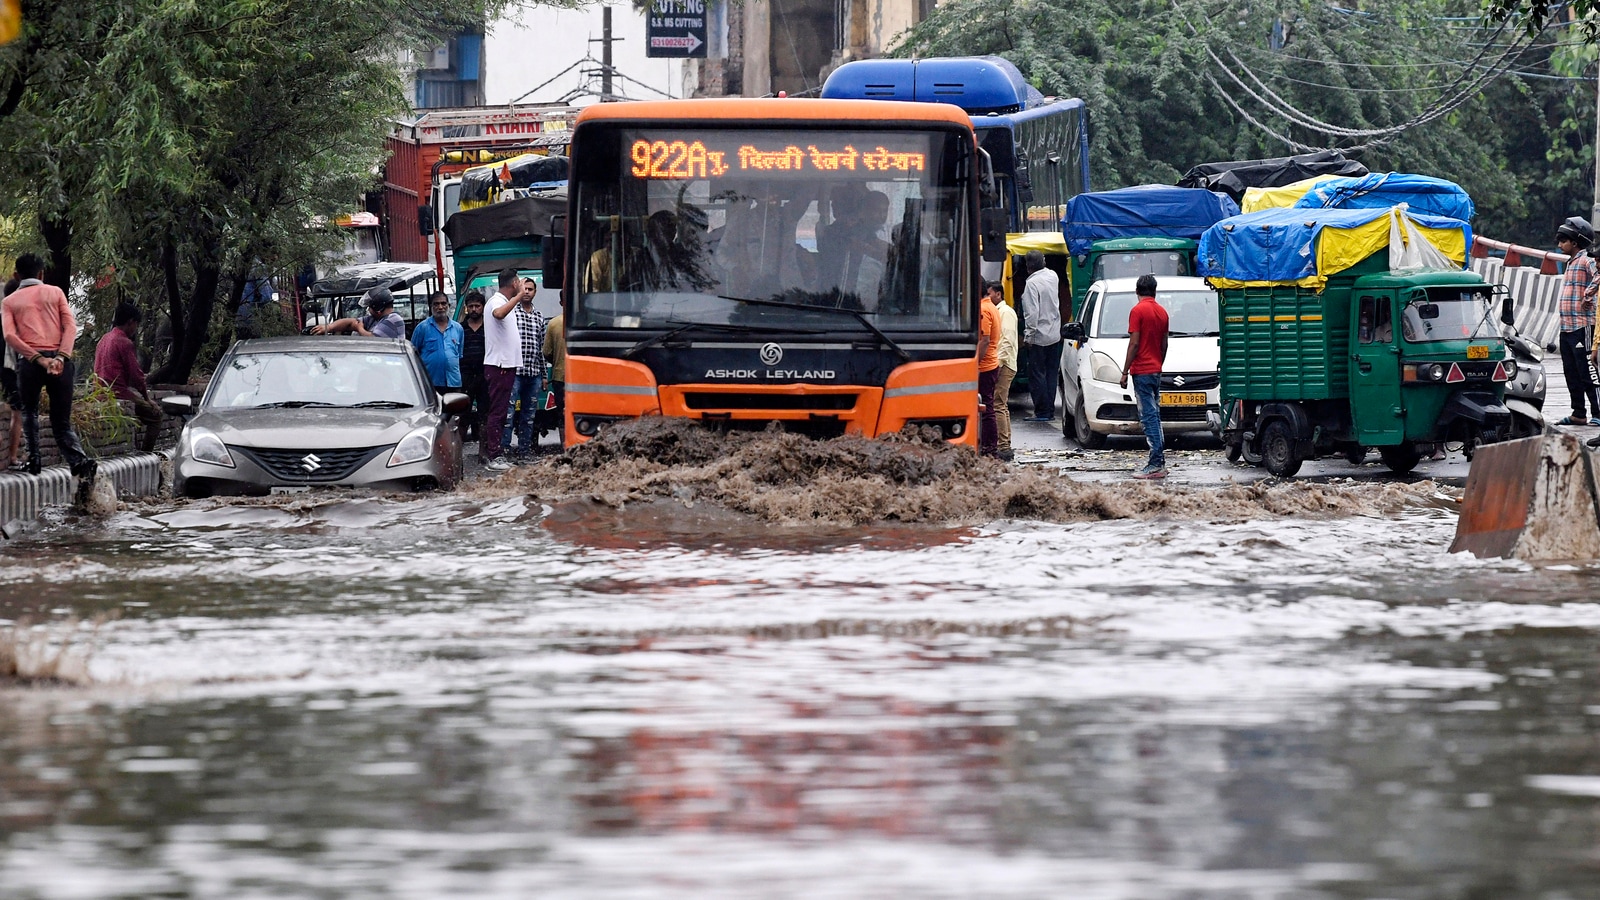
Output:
[
  {"xmin": 94, "ymin": 302, "xmax": 163, "ymax": 452},
  {"xmin": 0, "ymin": 253, "xmax": 95, "ymax": 479}
]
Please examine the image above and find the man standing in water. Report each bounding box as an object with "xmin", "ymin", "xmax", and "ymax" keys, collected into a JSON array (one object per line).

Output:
[
  {"xmin": 505, "ymin": 277, "xmax": 546, "ymax": 463},
  {"xmin": 459, "ymin": 291, "xmax": 488, "ymax": 442},
  {"xmin": 977, "ymin": 281, "xmax": 1002, "ymax": 458},
  {"xmin": 1121, "ymin": 274, "xmax": 1169, "ymax": 480},
  {"xmin": 411, "ymin": 292, "xmax": 464, "ymax": 398},
  {"xmin": 481, "ymin": 268, "xmax": 524, "ymax": 471},
  {"xmin": 1019, "ymin": 251, "xmax": 1062, "ymax": 421},
  {"xmin": 993, "ymin": 284, "xmax": 1019, "ymax": 461}
]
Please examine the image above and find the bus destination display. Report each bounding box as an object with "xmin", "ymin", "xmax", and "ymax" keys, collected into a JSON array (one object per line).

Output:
[{"xmin": 628, "ymin": 136, "xmax": 927, "ymax": 181}]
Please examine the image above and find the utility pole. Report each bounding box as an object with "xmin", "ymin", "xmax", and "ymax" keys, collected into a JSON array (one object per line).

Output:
[
  {"xmin": 1592, "ymin": 61, "xmax": 1600, "ymax": 230},
  {"xmin": 602, "ymin": 7, "xmax": 615, "ymax": 102}
]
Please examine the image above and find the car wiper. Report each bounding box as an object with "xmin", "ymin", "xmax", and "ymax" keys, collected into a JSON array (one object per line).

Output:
[
  {"xmin": 622, "ymin": 320, "xmax": 820, "ymax": 359},
  {"xmin": 250, "ymin": 400, "xmax": 339, "ymax": 409},
  {"xmin": 346, "ymin": 400, "xmax": 414, "ymax": 409},
  {"xmin": 716, "ymin": 295, "xmax": 912, "ymax": 363},
  {"xmin": 1169, "ymin": 330, "xmax": 1217, "ymax": 337}
]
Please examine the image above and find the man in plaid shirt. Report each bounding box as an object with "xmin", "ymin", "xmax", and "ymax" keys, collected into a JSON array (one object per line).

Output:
[
  {"xmin": 504, "ymin": 276, "xmax": 547, "ymax": 462},
  {"xmin": 1556, "ymin": 216, "xmax": 1599, "ymax": 425}
]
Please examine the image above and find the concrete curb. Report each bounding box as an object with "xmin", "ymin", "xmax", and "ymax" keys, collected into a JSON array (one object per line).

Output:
[{"xmin": 0, "ymin": 452, "xmax": 166, "ymax": 528}]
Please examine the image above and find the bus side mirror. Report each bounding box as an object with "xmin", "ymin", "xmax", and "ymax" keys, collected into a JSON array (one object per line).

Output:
[
  {"xmin": 543, "ymin": 235, "xmax": 566, "ymax": 294},
  {"xmin": 1501, "ymin": 295, "xmax": 1515, "ymax": 326},
  {"xmin": 417, "ymin": 205, "xmax": 435, "ymax": 237},
  {"xmin": 977, "ymin": 148, "xmax": 999, "ymax": 206},
  {"xmin": 981, "ymin": 209, "xmax": 1008, "ymax": 263}
]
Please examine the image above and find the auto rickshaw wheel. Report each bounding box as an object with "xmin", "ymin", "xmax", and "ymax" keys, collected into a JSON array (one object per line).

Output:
[
  {"xmin": 1260, "ymin": 419, "xmax": 1302, "ymax": 477},
  {"xmin": 1379, "ymin": 443, "xmax": 1421, "ymax": 475},
  {"xmin": 1225, "ymin": 440, "xmax": 1244, "ymax": 463},
  {"xmin": 1073, "ymin": 394, "xmax": 1106, "ymax": 450}
]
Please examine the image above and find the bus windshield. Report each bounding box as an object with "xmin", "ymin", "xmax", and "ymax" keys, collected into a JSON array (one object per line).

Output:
[{"xmin": 573, "ymin": 127, "xmax": 969, "ymax": 333}]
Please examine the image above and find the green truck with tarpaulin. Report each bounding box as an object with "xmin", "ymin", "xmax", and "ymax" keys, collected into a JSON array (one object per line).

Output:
[{"xmin": 1198, "ymin": 205, "xmax": 1513, "ymax": 477}]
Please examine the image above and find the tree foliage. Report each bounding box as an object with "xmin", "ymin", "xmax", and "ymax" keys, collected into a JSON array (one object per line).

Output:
[
  {"xmin": 0, "ymin": 0, "xmax": 504, "ymax": 382},
  {"xmin": 894, "ymin": 0, "xmax": 1594, "ymax": 246}
]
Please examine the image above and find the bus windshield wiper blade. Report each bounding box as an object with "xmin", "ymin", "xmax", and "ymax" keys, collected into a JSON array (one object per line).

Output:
[
  {"xmin": 716, "ymin": 295, "xmax": 912, "ymax": 362},
  {"xmin": 621, "ymin": 320, "xmax": 819, "ymax": 358}
]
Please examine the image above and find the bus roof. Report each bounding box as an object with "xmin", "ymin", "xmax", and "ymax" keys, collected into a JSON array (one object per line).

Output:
[
  {"xmin": 821, "ymin": 56, "xmax": 1043, "ymax": 115},
  {"xmin": 971, "ymin": 97, "xmax": 1087, "ymax": 130},
  {"xmin": 574, "ymin": 98, "xmax": 974, "ymax": 129}
]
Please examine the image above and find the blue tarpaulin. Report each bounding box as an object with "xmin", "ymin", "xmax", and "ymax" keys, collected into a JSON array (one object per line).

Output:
[
  {"xmin": 1292, "ymin": 172, "xmax": 1475, "ymax": 222},
  {"xmin": 1060, "ymin": 185, "xmax": 1241, "ymax": 256},
  {"xmin": 1196, "ymin": 206, "xmax": 1473, "ymax": 287}
]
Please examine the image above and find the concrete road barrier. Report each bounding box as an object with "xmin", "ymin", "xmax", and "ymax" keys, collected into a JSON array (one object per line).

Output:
[
  {"xmin": 1451, "ymin": 432, "xmax": 1600, "ymax": 560},
  {"xmin": 0, "ymin": 453, "xmax": 166, "ymax": 530}
]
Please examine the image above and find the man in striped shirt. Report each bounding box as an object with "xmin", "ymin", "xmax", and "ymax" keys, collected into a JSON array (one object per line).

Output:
[{"xmin": 1556, "ymin": 217, "xmax": 1599, "ymax": 425}]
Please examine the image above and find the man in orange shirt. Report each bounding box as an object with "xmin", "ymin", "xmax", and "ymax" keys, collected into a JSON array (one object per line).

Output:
[
  {"xmin": 1120, "ymin": 274, "xmax": 1169, "ymax": 479},
  {"xmin": 0, "ymin": 253, "xmax": 95, "ymax": 479},
  {"xmin": 978, "ymin": 281, "xmax": 1003, "ymax": 458}
]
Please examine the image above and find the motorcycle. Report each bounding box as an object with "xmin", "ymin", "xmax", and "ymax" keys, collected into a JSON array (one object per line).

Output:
[{"xmin": 1501, "ymin": 325, "xmax": 1546, "ymax": 439}]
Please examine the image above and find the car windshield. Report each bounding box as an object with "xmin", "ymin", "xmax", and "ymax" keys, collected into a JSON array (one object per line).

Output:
[
  {"xmin": 208, "ymin": 351, "xmax": 424, "ymax": 410},
  {"xmin": 1093, "ymin": 289, "xmax": 1218, "ymax": 338},
  {"xmin": 1092, "ymin": 250, "xmax": 1190, "ymax": 282},
  {"xmin": 572, "ymin": 126, "xmax": 969, "ymax": 333},
  {"xmin": 1401, "ymin": 289, "xmax": 1492, "ymax": 343}
]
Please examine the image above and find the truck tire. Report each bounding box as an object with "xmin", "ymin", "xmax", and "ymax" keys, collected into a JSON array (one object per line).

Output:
[
  {"xmin": 1226, "ymin": 441, "xmax": 1244, "ymax": 463},
  {"xmin": 1073, "ymin": 394, "xmax": 1106, "ymax": 449},
  {"xmin": 1379, "ymin": 443, "xmax": 1421, "ymax": 475},
  {"xmin": 1344, "ymin": 446, "xmax": 1368, "ymax": 465},
  {"xmin": 1261, "ymin": 419, "xmax": 1303, "ymax": 477}
]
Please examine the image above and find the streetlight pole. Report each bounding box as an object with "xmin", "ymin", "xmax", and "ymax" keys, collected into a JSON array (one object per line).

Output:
[{"xmin": 1592, "ymin": 60, "xmax": 1600, "ymax": 230}]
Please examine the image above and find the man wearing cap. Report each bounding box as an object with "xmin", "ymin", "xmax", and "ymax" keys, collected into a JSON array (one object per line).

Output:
[
  {"xmin": 311, "ymin": 287, "xmax": 406, "ymax": 339},
  {"xmin": 0, "ymin": 253, "xmax": 95, "ymax": 480},
  {"xmin": 94, "ymin": 301, "xmax": 163, "ymax": 452},
  {"xmin": 1555, "ymin": 215, "xmax": 1600, "ymax": 426}
]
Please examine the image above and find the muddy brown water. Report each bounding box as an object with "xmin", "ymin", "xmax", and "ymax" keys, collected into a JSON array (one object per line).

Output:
[{"xmin": 3, "ymin": 420, "xmax": 1600, "ymax": 898}]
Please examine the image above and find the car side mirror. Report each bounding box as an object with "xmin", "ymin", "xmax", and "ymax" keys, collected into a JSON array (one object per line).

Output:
[
  {"xmin": 441, "ymin": 392, "xmax": 471, "ymax": 415},
  {"xmin": 1062, "ymin": 322, "xmax": 1086, "ymax": 343},
  {"xmin": 1501, "ymin": 295, "xmax": 1515, "ymax": 327},
  {"xmin": 160, "ymin": 395, "xmax": 193, "ymax": 416}
]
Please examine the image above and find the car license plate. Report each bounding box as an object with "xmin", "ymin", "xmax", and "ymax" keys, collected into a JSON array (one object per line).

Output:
[
  {"xmin": 1161, "ymin": 391, "xmax": 1207, "ymax": 406},
  {"xmin": 1467, "ymin": 344, "xmax": 1489, "ymax": 359},
  {"xmin": 270, "ymin": 486, "xmax": 309, "ymax": 495}
]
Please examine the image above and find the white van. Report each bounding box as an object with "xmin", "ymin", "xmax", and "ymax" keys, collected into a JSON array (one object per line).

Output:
[{"xmin": 1058, "ymin": 276, "xmax": 1220, "ymax": 448}]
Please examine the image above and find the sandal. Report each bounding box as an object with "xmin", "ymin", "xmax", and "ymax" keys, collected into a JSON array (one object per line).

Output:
[{"xmin": 1557, "ymin": 416, "xmax": 1584, "ymax": 426}]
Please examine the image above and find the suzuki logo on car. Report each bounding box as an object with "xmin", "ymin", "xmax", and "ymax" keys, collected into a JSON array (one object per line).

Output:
[
  {"xmin": 759, "ymin": 342, "xmax": 784, "ymax": 365},
  {"xmin": 301, "ymin": 453, "xmax": 322, "ymax": 473},
  {"xmin": 1172, "ymin": 375, "xmax": 1186, "ymax": 387}
]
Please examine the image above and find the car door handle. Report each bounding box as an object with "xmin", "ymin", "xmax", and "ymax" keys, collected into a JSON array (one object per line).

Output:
[{"xmin": 1358, "ymin": 362, "xmax": 1372, "ymax": 373}]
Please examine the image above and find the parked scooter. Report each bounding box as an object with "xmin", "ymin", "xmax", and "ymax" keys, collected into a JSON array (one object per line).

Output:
[{"xmin": 1501, "ymin": 326, "xmax": 1546, "ymax": 438}]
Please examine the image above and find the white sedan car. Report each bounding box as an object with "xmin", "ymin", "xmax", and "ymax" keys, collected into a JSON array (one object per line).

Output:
[{"xmin": 1058, "ymin": 276, "xmax": 1220, "ymax": 448}]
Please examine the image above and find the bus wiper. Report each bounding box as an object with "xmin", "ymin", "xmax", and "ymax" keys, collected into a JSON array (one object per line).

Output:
[
  {"xmin": 716, "ymin": 295, "xmax": 912, "ymax": 363},
  {"xmin": 251, "ymin": 400, "xmax": 339, "ymax": 409},
  {"xmin": 622, "ymin": 320, "xmax": 817, "ymax": 359}
]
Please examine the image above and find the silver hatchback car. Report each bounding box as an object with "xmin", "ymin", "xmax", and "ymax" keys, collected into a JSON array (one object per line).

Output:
[{"xmin": 164, "ymin": 337, "xmax": 467, "ymax": 497}]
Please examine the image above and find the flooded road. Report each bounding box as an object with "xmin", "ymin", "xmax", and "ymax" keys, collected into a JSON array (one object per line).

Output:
[{"xmin": 4, "ymin": 481, "xmax": 1600, "ymax": 898}]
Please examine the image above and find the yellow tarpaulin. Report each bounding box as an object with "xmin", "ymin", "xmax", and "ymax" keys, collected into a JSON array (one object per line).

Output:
[
  {"xmin": 1240, "ymin": 175, "xmax": 1338, "ymax": 213},
  {"xmin": 0, "ymin": 0, "xmax": 18, "ymax": 45},
  {"xmin": 1208, "ymin": 209, "xmax": 1469, "ymax": 291}
]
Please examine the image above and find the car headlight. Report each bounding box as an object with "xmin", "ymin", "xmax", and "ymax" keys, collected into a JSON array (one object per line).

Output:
[
  {"xmin": 1090, "ymin": 351, "xmax": 1123, "ymax": 384},
  {"xmin": 387, "ymin": 427, "xmax": 435, "ymax": 467},
  {"xmin": 187, "ymin": 427, "xmax": 234, "ymax": 468}
]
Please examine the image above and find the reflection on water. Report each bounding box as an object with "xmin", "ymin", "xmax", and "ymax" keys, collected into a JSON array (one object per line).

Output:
[{"xmin": 2, "ymin": 494, "xmax": 1600, "ymax": 897}]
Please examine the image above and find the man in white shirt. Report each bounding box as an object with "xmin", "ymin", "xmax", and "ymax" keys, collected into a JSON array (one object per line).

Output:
[
  {"xmin": 480, "ymin": 267, "xmax": 525, "ymax": 470},
  {"xmin": 1019, "ymin": 250, "xmax": 1063, "ymax": 421}
]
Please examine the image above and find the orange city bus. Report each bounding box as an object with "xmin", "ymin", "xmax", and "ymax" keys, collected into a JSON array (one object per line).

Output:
[{"xmin": 561, "ymin": 98, "xmax": 984, "ymax": 446}]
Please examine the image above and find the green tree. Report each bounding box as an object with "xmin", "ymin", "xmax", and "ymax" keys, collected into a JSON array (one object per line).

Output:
[
  {"xmin": 893, "ymin": 0, "xmax": 1587, "ymax": 245},
  {"xmin": 0, "ymin": 0, "xmax": 506, "ymax": 382}
]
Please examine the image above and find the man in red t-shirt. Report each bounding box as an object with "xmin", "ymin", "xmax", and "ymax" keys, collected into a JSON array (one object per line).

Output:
[{"xmin": 1120, "ymin": 274, "xmax": 1170, "ymax": 479}]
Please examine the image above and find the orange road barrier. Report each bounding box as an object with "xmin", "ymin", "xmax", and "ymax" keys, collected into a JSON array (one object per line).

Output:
[{"xmin": 1451, "ymin": 432, "xmax": 1600, "ymax": 560}]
